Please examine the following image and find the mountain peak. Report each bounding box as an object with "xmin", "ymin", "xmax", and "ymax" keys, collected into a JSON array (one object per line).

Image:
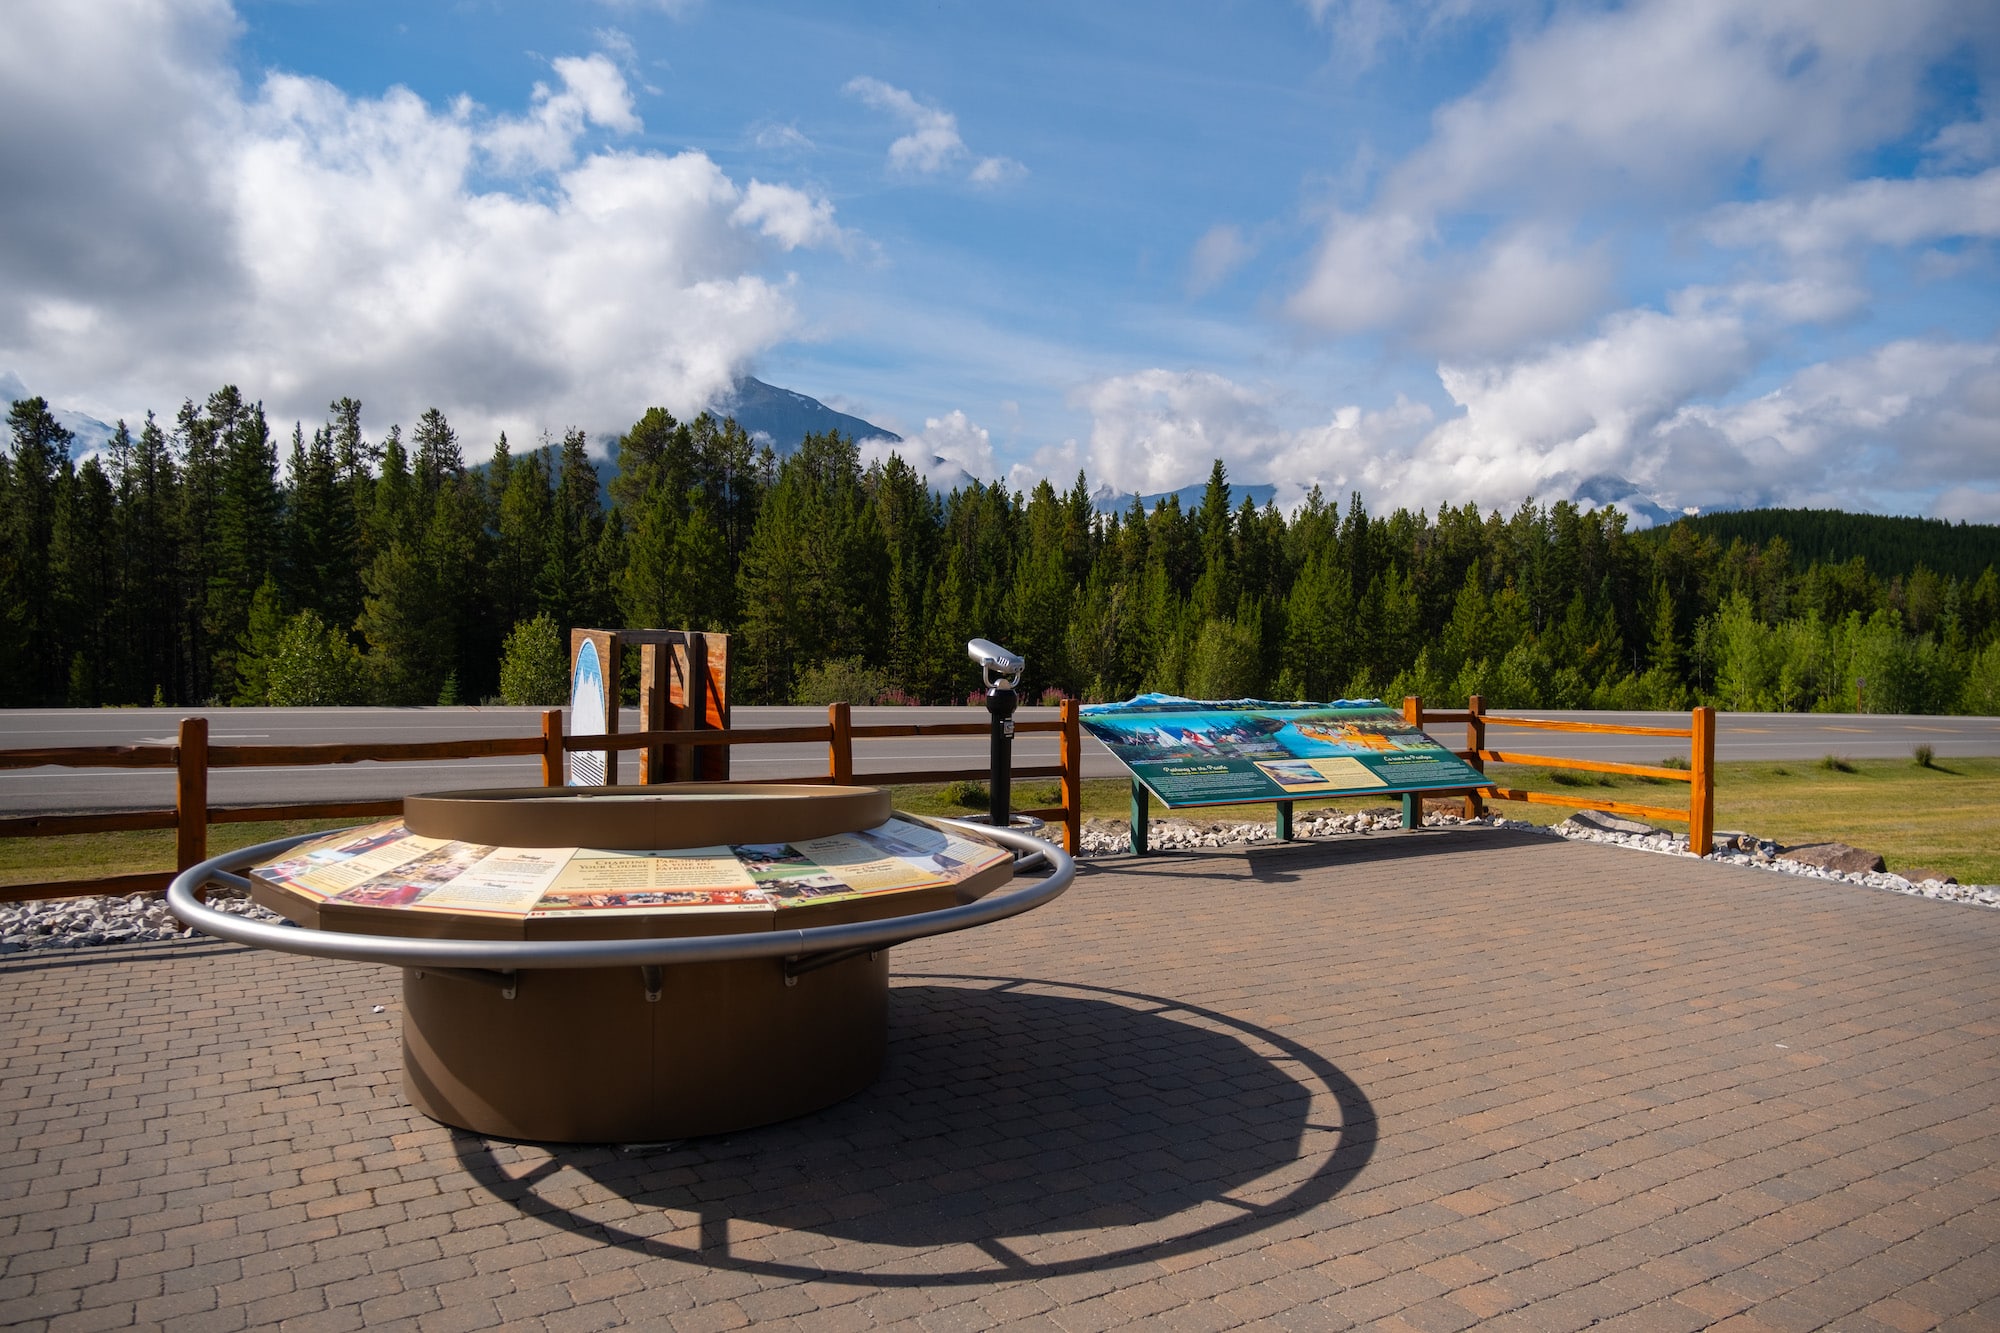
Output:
[{"xmin": 717, "ymin": 377, "xmax": 899, "ymax": 454}]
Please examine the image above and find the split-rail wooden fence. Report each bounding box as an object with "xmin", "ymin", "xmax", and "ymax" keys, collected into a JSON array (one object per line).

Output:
[
  {"xmin": 1404, "ymin": 695, "xmax": 1716, "ymax": 852},
  {"xmin": 0, "ymin": 701, "xmax": 1084, "ymax": 905},
  {"xmin": 0, "ymin": 696, "xmax": 1718, "ymax": 905}
]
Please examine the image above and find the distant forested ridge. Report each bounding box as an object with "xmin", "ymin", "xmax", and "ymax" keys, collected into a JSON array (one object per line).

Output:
[
  {"xmin": 5, "ymin": 389, "xmax": 1998, "ymax": 716},
  {"xmin": 1650, "ymin": 508, "xmax": 2000, "ymax": 583}
]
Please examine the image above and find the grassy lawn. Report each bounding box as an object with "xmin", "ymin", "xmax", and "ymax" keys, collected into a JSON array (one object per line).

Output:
[
  {"xmin": 6, "ymin": 757, "xmax": 1995, "ymax": 891},
  {"xmin": 0, "ymin": 818, "xmax": 359, "ymax": 892},
  {"xmin": 893, "ymin": 759, "xmax": 2000, "ymax": 885},
  {"xmin": 1478, "ymin": 756, "xmax": 2000, "ymax": 885}
]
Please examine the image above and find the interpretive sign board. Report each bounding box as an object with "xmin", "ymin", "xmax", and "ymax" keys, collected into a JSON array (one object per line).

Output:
[
  {"xmin": 1080, "ymin": 694, "xmax": 1489, "ymax": 809},
  {"xmin": 249, "ymin": 813, "xmax": 1011, "ymax": 928},
  {"xmin": 569, "ymin": 630, "xmax": 619, "ymax": 786}
]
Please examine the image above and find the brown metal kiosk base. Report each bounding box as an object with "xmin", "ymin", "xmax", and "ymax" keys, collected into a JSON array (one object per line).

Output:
[{"xmin": 403, "ymin": 950, "xmax": 889, "ymax": 1143}]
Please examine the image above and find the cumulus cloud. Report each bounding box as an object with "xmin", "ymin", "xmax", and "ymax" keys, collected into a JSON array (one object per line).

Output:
[
  {"xmin": 1069, "ymin": 302, "xmax": 2000, "ymax": 523},
  {"xmin": 858, "ymin": 408, "xmax": 1001, "ymax": 492},
  {"xmin": 732, "ymin": 180, "xmax": 846, "ymax": 251},
  {"xmin": 479, "ymin": 54, "xmax": 641, "ymax": 175},
  {"xmin": 1289, "ymin": 0, "xmax": 1987, "ymax": 353},
  {"xmin": 0, "ymin": 0, "xmax": 845, "ymax": 449},
  {"xmin": 843, "ymin": 77, "xmax": 1023, "ymax": 185}
]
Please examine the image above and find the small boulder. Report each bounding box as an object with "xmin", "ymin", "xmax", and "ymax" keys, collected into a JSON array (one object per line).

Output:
[
  {"xmin": 1563, "ymin": 809, "xmax": 1661, "ymax": 837},
  {"xmin": 1777, "ymin": 842, "xmax": 1886, "ymax": 874},
  {"xmin": 1896, "ymin": 866, "xmax": 1958, "ymax": 885}
]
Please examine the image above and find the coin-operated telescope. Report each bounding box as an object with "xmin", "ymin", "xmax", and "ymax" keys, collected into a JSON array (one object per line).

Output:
[{"xmin": 967, "ymin": 639, "xmax": 1024, "ymax": 828}]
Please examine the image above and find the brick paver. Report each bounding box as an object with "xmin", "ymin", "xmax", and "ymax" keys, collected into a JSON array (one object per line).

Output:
[{"xmin": 4, "ymin": 826, "xmax": 1999, "ymax": 1330}]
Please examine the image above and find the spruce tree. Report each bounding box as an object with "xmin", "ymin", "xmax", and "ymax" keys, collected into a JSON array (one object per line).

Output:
[
  {"xmin": 4, "ymin": 397, "xmax": 74, "ymax": 702},
  {"xmin": 205, "ymin": 388, "xmax": 282, "ymax": 699}
]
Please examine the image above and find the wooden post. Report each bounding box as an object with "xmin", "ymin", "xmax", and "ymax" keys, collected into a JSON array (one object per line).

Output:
[
  {"xmin": 827, "ymin": 702, "xmax": 853, "ymax": 785},
  {"xmin": 175, "ymin": 717, "xmax": 208, "ymax": 874},
  {"xmin": 684, "ymin": 633, "xmax": 711, "ymax": 781},
  {"xmin": 541, "ymin": 709, "xmax": 565, "ymax": 787},
  {"xmin": 1276, "ymin": 801, "xmax": 1294, "ymax": 841},
  {"xmin": 1690, "ymin": 704, "xmax": 1716, "ymax": 857},
  {"xmin": 704, "ymin": 633, "xmax": 731, "ymax": 781},
  {"xmin": 1058, "ymin": 698, "xmax": 1081, "ymax": 855},
  {"xmin": 637, "ymin": 641, "xmax": 670, "ymax": 784},
  {"xmin": 1401, "ymin": 696, "xmax": 1423, "ymax": 828},
  {"xmin": 1129, "ymin": 777, "xmax": 1149, "ymax": 856},
  {"xmin": 1464, "ymin": 694, "xmax": 1487, "ymax": 819}
]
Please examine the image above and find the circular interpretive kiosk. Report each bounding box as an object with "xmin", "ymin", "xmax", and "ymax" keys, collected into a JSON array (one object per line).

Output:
[{"xmin": 167, "ymin": 784, "xmax": 1073, "ymax": 1143}]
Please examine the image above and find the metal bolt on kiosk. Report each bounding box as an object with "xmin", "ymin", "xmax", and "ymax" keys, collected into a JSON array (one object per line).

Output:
[{"xmin": 968, "ymin": 638, "xmax": 1024, "ymax": 829}]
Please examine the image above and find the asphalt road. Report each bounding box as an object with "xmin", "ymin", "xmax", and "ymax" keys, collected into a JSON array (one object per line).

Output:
[{"xmin": 1, "ymin": 705, "xmax": 1995, "ymax": 816}]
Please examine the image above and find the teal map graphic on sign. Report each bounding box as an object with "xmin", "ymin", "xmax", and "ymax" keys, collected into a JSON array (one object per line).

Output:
[{"xmin": 1079, "ymin": 695, "xmax": 1488, "ymax": 809}]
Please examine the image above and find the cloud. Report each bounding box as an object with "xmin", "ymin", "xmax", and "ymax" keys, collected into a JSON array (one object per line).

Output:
[
  {"xmin": 479, "ymin": 54, "xmax": 642, "ymax": 175},
  {"xmin": 969, "ymin": 155, "xmax": 1027, "ymax": 187},
  {"xmin": 0, "ymin": 0, "xmax": 845, "ymax": 450},
  {"xmin": 1288, "ymin": 0, "xmax": 1986, "ymax": 354},
  {"xmin": 1934, "ymin": 486, "xmax": 2000, "ymax": 523},
  {"xmin": 1702, "ymin": 167, "xmax": 2000, "ymax": 255},
  {"xmin": 752, "ymin": 121, "xmax": 815, "ymax": 153},
  {"xmin": 1927, "ymin": 100, "xmax": 2000, "ymax": 171},
  {"xmin": 844, "ymin": 77, "xmax": 962, "ymax": 173},
  {"xmin": 858, "ymin": 408, "xmax": 1000, "ymax": 492},
  {"xmin": 732, "ymin": 180, "xmax": 845, "ymax": 251},
  {"xmin": 1069, "ymin": 369, "xmax": 1288, "ymax": 497},
  {"xmin": 1068, "ymin": 300, "xmax": 2000, "ymax": 523},
  {"xmin": 595, "ymin": 0, "xmax": 700, "ymax": 16},
  {"xmin": 843, "ymin": 76, "xmax": 1022, "ymax": 185},
  {"xmin": 1187, "ymin": 225, "xmax": 1255, "ymax": 298},
  {"xmin": 1301, "ymin": 0, "xmax": 1520, "ymax": 70}
]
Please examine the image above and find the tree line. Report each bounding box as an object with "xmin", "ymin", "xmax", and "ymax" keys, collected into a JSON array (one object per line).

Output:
[{"xmin": 5, "ymin": 389, "xmax": 1998, "ymax": 715}]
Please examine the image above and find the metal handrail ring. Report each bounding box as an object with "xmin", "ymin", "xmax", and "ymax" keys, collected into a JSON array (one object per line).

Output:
[{"xmin": 167, "ymin": 822, "xmax": 1074, "ymax": 972}]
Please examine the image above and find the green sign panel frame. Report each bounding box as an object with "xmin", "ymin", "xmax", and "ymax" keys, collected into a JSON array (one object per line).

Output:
[{"xmin": 1079, "ymin": 695, "xmax": 1487, "ymax": 810}]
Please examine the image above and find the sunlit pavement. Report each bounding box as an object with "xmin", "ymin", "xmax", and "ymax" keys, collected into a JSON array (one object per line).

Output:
[{"xmin": 5, "ymin": 828, "xmax": 1999, "ymax": 1331}]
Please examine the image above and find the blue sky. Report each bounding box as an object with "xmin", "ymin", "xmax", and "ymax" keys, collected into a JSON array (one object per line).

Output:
[{"xmin": 4, "ymin": 0, "xmax": 1997, "ymax": 522}]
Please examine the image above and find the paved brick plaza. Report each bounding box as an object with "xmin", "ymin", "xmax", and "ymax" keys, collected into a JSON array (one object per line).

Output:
[{"xmin": 5, "ymin": 826, "xmax": 1999, "ymax": 1331}]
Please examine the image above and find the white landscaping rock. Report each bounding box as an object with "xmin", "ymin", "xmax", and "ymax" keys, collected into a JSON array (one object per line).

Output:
[
  {"xmin": 1052, "ymin": 804, "xmax": 1999, "ymax": 912},
  {"xmin": 0, "ymin": 887, "xmax": 283, "ymax": 956}
]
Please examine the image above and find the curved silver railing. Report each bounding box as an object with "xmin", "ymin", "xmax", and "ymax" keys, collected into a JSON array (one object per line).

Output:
[{"xmin": 166, "ymin": 820, "xmax": 1075, "ymax": 971}]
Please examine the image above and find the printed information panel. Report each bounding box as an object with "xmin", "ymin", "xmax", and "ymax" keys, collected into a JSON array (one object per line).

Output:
[
  {"xmin": 252, "ymin": 814, "xmax": 1010, "ymax": 921},
  {"xmin": 1079, "ymin": 694, "xmax": 1488, "ymax": 809}
]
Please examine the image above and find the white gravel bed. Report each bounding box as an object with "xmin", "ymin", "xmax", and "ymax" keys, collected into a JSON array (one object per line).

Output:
[
  {"xmin": 1060, "ymin": 807, "xmax": 1999, "ymax": 911},
  {"xmin": 1, "ymin": 888, "xmax": 280, "ymax": 956},
  {"xmin": 5, "ymin": 805, "xmax": 1992, "ymax": 958}
]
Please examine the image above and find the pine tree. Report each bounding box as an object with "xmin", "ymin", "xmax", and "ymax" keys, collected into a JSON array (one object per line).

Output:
[
  {"xmin": 112, "ymin": 413, "xmax": 181, "ymax": 703},
  {"xmin": 493, "ymin": 443, "xmax": 552, "ymax": 632},
  {"xmin": 412, "ymin": 406, "xmax": 462, "ymax": 501},
  {"xmin": 538, "ymin": 428, "xmax": 605, "ymax": 632},
  {"xmin": 735, "ymin": 431, "xmax": 886, "ymax": 702},
  {"xmin": 52, "ymin": 455, "xmax": 116, "ymax": 705},
  {"xmin": 205, "ymin": 388, "xmax": 282, "ymax": 699},
  {"xmin": 4, "ymin": 397, "xmax": 74, "ymax": 702}
]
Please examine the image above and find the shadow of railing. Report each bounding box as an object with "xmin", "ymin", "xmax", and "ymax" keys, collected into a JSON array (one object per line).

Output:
[{"xmin": 450, "ymin": 973, "xmax": 1376, "ymax": 1284}]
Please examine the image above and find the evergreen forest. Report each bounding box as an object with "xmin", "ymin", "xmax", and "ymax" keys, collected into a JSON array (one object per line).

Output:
[{"xmin": 5, "ymin": 390, "xmax": 1999, "ymax": 716}]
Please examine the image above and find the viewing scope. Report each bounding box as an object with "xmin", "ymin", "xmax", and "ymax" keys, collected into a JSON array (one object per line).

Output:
[{"xmin": 966, "ymin": 638, "xmax": 1024, "ymax": 687}]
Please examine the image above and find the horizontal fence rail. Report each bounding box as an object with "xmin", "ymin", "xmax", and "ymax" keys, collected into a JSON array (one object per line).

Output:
[
  {"xmin": 1405, "ymin": 695, "xmax": 1715, "ymax": 854},
  {"xmin": 1, "ymin": 701, "xmax": 1085, "ymax": 904}
]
